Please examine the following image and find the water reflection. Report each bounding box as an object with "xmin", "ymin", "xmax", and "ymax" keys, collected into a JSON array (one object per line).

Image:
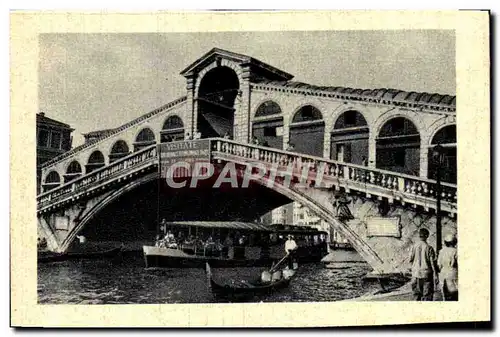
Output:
[{"xmin": 38, "ymin": 254, "xmax": 378, "ymax": 304}]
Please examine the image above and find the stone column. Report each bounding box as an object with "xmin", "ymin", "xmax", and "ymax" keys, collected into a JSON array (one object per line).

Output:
[
  {"xmin": 368, "ymin": 131, "xmax": 377, "ymax": 168},
  {"xmin": 234, "ymin": 66, "xmax": 251, "ymax": 143},
  {"xmin": 419, "ymin": 138, "xmax": 430, "ymax": 178},
  {"xmin": 323, "ymin": 133, "xmax": 331, "ymax": 159},
  {"xmin": 282, "ymin": 116, "xmax": 290, "ymax": 150},
  {"xmin": 185, "ymin": 75, "xmax": 196, "ymax": 137}
]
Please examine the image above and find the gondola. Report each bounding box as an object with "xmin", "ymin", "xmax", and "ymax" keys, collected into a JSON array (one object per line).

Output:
[
  {"xmin": 37, "ymin": 247, "xmax": 123, "ymax": 263},
  {"xmin": 205, "ymin": 257, "xmax": 298, "ymax": 300}
]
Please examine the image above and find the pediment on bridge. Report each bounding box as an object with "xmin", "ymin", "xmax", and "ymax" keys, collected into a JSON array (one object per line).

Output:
[{"xmin": 180, "ymin": 47, "xmax": 294, "ymax": 82}]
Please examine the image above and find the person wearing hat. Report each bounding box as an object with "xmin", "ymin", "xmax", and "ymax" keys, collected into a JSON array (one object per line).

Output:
[
  {"xmin": 437, "ymin": 233, "xmax": 458, "ymax": 301},
  {"xmin": 409, "ymin": 228, "xmax": 439, "ymax": 301},
  {"xmin": 285, "ymin": 235, "xmax": 298, "ymax": 269}
]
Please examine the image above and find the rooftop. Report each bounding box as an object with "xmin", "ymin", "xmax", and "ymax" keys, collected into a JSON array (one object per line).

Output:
[
  {"xmin": 252, "ymin": 80, "xmax": 456, "ymax": 107},
  {"xmin": 37, "ymin": 112, "xmax": 74, "ymax": 130}
]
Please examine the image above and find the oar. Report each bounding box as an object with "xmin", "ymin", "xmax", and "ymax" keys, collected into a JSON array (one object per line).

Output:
[{"xmin": 269, "ymin": 253, "xmax": 289, "ymax": 273}]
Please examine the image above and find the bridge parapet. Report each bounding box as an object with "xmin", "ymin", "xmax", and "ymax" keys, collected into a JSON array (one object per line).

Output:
[
  {"xmin": 211, "ymin": 139, "xmax": 457, "ymax": 214},
  {"xmin": 38, "ymin": 138, "xmax": 457, "ymax": 216},
  {"xmin": 37, "ymin": 145, "xmax": 158, "ymax": 213}
]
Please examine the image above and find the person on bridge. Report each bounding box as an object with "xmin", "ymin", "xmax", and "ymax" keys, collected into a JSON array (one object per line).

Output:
[
  {"xmin": 409, "ymin": 228, "xmax": 439, "ymax": 301},
  {"xmin": 437, "ymin": 234, "xmax": 458, "ymax": 301},
  {"xmin": 285, "ymin": 235, "xmax": 298, "ymax": 269}
]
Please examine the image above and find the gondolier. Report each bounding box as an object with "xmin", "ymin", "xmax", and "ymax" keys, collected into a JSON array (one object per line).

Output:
[{"xmin": 285, "ymin": 235, "xmax": 298, "ymax": 269}]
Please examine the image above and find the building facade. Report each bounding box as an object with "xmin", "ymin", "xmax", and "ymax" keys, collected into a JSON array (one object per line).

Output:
[{"xmin": 36, "ymin": 112, "xmax": 74, "ymax": 193}]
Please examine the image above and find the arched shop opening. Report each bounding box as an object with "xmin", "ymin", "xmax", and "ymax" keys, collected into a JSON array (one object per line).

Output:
[
  {"xmin": 196, "ymin": 66, "xmax": 239, "ymax": 138},
  {"xmin": 428, "ymin": 125, "xmax": 457, "ymax": 184},
  {"xmin": 161, "ymin": 116, "xmax": 184, "ymax": 143},
  {"xmin": 376, "ymin": 117, "xmax": 421, "ymax": 176},
  {"xmin": 252, "ymin": 100, "xmax": 284, "ymax": 149},
  {"xmin": 86, "ymin": 150, "xmax": 105, "ymax": 173},
  {"xmin": 64, "ymin": 160, "xmax": 83, "ymax": 183},
  {"xmin": 109, "ymin": 140, "xmax": 130, "ymax": 163},
  {"xmin": 330, "ymin": 110, "xmax": 369, "ymax": 165},
  {"xmin": 289, "ymin": 105, "xmax": 325, "ymax": 157},
  {"xmin": 134, "ymin": 127, "xmax": 156, "ymax": 151},
  {"xmin": 43, "ymin": 171, "xmax": 61, "ymax": 192}
]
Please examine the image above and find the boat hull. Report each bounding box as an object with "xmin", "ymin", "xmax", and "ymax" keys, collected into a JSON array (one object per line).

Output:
[
  {"xmin": 205, "ymin": 262, "xmax": 297, "ymax": 300},
  {"xmin": 37, "ymin": 247, "xmax": 122, "ymax": 263},
  {"xmin": 143, "ymin": 246, "xmax": 276, "ymax": 268},
  {"xmin": 143, "ymin": 245, "xmax": 325, "ymax": 268}
]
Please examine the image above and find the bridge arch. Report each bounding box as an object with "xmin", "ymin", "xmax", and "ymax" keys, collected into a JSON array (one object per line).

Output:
[
  {"xmin": 59, "ymin": 169, "xmax": 386, "ymax": 272},
  {"xmin": 196, "ymin": 66, "xmax": 240, "ymax": 139},
  {"xmin": 376, "ymin": 116, "xmax": 421, "ymax": 176},
  {"xmin": 86, "ymin": 150, "xmax": 106, "ymax": 173},
  {"xmin": 330, "ymin": 110, "xmax": 369, "ymax": 165},
  {"xmin": 134, "ymin": 127, "xmax": 156, "ymax": 151},
  {"xmin": 428, "ymin": 124, "xmax": 456, "ymax": 183},
  {"xmin": 289, "ymin": 104, "xmax": 325, "ymax": 157},
  {"xmin": 42, "ymin": 171, "xmax": 61, "ymax": 192},
  {"xmin": 161, "ymin": 115, "xmax": 185, "ymax": 142},
  {"xmin": 252, "ymin": 100, "xmax": 284, "ymax": 149},
  {"xmin": 64, "ymin": 160, "xmax": 83, "ymax": 183},
  {"xmin": 109, "ymin": 140, "xmax": 130, "ymax": 163}
]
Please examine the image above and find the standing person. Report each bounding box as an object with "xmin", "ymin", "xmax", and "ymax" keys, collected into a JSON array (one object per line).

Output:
[
  {"xmin": 437, "ymin": 234, "xmax": 458, "ymax": 301},
  {"xmin": 284, "ymin": 235, "xmax": 298, "ymax": 269},
  {"xmin": 409, "ymin": 228, "xmax": 439, "ymax": 301}
]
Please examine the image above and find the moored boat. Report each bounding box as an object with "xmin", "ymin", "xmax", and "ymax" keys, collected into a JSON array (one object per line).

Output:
[
  {"xmin": 143, "ymin": 221, "xmax": 328, "ymax": 269},
  {"xmin": 38, "ymin": 247, "xmax": 123, "ymax": 263}
]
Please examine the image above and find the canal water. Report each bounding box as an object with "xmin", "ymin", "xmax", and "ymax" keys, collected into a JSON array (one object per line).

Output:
[{"xmin": 37, "ymin": 252, "xmax": 380, "ymax": 304}]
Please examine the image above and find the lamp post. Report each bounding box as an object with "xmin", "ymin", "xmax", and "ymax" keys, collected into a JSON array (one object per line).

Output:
[{"xmin": 433, "ymin": 144, "xmax": 445, "ymax": 252}]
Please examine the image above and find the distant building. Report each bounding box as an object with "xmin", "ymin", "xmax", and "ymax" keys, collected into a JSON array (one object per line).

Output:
[{"xmin": 37, "ymin": 112, "xmax": 74, "ymax": 193}]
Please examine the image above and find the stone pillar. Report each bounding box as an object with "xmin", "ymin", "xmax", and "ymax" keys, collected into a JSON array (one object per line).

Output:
[
  {"xmin": 323, "ymin": 133, "xmax": 331, "ymax": 159},
  {"xmin": 185, "ymin": 75, "xmax": 196, "ymax": 137},
  {"xmin": 282, "ymin": 119, "xmax": 290, "ymax": 150},
  {"xmin": 368, "ymin": 131, "xmax": 377, "ymax": 168},
  {"xmin": 420, "ymin": 139, "xmax": 429, "ymax": 178},
  {"xmin": 233, "ymin": 67, "xmax": 251, "ymax": 143}
]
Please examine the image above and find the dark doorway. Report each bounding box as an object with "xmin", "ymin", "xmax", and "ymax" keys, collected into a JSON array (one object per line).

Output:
[
  {"xmin": 330, "ymin": 110, "xmax": 369, "ymax": 165},
  {"xmin": 289, "ymin": 105, "xmax": 324, "ymax": 157},
  {"xmin": 376, "ymin": 117, "xmax": 421, "ymax": 176},
  {"xmin": 196, "ymin": 67, "xmax": 239, "ymax": 138},
  {"xmin": 428, "ymin": 125, "xmax": 456, "ymax": 184}
]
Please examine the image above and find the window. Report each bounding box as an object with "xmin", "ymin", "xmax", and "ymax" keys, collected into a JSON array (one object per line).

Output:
[
  {"xmin": 394, "ymin": 149, "xmax": 405, "ymax": 166},
  {"xmin": 37, "ymin": 129, "xmax": 49, "ymax": 148},
  {"xmin": 263, "ymin": 127, "xmax": 277, "ymax": 137},
  {"xmin": 392, "ymin": 119, "xmax": 406, "ymax": 134},
  {"xmin": 344, "ymin": 110, "xmax": 357, "ymax": 126},
  {"xmin": 256, "ymin": 101, "xmax": 282, "ymax": 117},
  {"xmin": 50, "ymin": 131, "xmax": 62, "ymax": 149}
]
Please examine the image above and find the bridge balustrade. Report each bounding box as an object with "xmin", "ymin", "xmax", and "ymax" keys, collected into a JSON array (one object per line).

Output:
[
  {"xmin": 211, "ymin": 139, "xmax": 457, "ymax": 211},
  {"xmin": 38, "ymin": 138, "xmax": 457, "ymax": 214},
  {"xmin": 37, "ymin": 145, "xmax": 158, "ymax": 211}
]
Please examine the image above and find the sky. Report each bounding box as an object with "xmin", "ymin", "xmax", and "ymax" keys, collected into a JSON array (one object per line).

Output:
[{"xmin": 38, "ymin": 30, "xmax": 455, "ymax": 146}]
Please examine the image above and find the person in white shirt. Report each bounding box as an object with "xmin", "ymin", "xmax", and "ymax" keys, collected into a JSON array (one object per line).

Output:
[{"xmin": 285, "ymin": 235, "xmax": 298, "ymax": 269}]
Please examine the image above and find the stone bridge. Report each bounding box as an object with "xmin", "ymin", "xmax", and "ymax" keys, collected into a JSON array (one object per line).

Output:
[{"xmin": 37, "ymin": 47, "xmax": 457, "ymax": 274}]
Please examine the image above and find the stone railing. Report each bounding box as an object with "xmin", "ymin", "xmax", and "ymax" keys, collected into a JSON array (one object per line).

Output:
[
  {"xmin": 40, "ymin": 96, "xmax": 187, "ymax": 170},
  {"xmin": 211, "ymin": 139, "xmax": 457, "ymax": 212},
  {"xmin": 38, "ymin": 138, "xmax": 457, "ymax": 214},
  {"xmin": 37, "ymin": 145, "xmax": 158, "ymax": 211}
]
